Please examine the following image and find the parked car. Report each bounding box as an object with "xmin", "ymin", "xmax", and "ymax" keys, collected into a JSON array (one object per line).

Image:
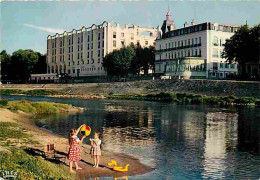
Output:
[{"xmin": 160, "ymin": 75, "xmax": 172, "ymax": 80}]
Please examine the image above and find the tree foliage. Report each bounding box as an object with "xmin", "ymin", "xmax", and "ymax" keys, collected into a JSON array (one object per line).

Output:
[
  {"xmin": 103, "ymin": 44, "xmax": 155, "ymax": 76},
  {"xmin": 222, "ymin": 24, "xmax": 260, "ymax": 78},
  {"xmin": 0, "ymin": 49, "xmax": 46, "ymax": 83},
  {"xmin": 103, "ymin": 45, "xmax": 136, "ymax": 76}
]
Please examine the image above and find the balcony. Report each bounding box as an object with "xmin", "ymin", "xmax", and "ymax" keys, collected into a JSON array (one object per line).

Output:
[{"xmin": 156, "ymin": 43, "xmax": 202, "ymax": 53}]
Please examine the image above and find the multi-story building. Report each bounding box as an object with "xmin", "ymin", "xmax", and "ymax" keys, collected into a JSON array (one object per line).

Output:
[
  {"xmin": 46, "ymin": 21, "xmax": 157, "ymax": 77},
  {"xmin": 155, "ymin": 11, "xmax": 239, "ymax": 79}
]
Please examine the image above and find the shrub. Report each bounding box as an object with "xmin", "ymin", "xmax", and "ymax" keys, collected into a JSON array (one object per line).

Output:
[
  {"xmin": 176, "ymin": 93, "xmax": 187, "ymax": 102},
  {"xmin": 234, "ymin": 97, "xmax": 258, "ymax": 105},
  {"xmin": 220, "ymin": 95, "xmax": 238, "ymax": 104},
  {"xmin": 191, "ymin": 96, "xmax": 204, "ymax": 104},
  {"xmin": 0, "ymin": 89, "xmax": 24, "ymax": 95},
  {"xmin": 204, "ymin": 96, "xmax": 219, "ymax": 104},
  {"xmin": 0, "ymin": 99, "xmax": 8, "ymax": 106}
]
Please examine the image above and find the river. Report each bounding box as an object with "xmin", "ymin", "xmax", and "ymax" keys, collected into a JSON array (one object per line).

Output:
[{"xmin": 1, "ymin": 95, "xmax": 260, "ymax": 180}]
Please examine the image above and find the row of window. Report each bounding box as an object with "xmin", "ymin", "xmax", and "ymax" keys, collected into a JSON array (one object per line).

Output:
[
  {"xmin": 52, "ymin": 51, "xmax": 104, "ymax": 63},
  {"xmin": 213, "ymin": 62, "xmax": 236, "ymax": 70},
  {"xmin": 33, "ymin": 76, "xmax": 56, "ymax": 80},
  {"xmin": 159, "ymin": 48, "xmax": 202, "ymax": 60},
  {"xmin": 68, "ymin": 59, "xmax": 102, "ymax": 66},
  {"xmin": 48, "ymin": 67, "xmax": 103, "ymax": 74},
  {"xmin": 48, "ymin": 31, "xmax": 105, "ymax": 49},
  {"xmin": 160, "ymin": 37, "xmax": 202, "ymax": 50}
]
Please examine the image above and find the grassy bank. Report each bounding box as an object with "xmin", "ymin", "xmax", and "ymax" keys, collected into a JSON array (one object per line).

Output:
[
  {"xmin": 0, "ymin": 99, "xmax": 80, "ymax": 114},
  {"xmin": 107, "ymin": 92, "xmax": 260, "ymax": 106},
  {"xmin": 0, "ymin": 100, "xmax": 82, "ymax": 179},
  {"xmin": 0, "ymin": 122, "xmax": 76, "ymax": 180},
  {"xmin": 0, "ymin": 89, "xmax": 61, "ymax": 96}
]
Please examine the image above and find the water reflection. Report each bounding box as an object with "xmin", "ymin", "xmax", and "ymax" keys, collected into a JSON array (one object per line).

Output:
[
  {"xmin": 237, "ymin": 107, "xmax": 260, "ymax": 154},
  {"xmin": 203, "ymin": 111, "xmax": 238, "ymax": 179},
  {"xmin": 1, "ymin": 95, "xmax": 259, "ymax": 179}
]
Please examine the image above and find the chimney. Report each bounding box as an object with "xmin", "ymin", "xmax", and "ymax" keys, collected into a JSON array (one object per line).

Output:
[
  {"xmin": 184, "ymin": 22, "xmax": 189, "ymax": 28},
  {"xmin": 191, "ymin": 19, "xmax": 195, "ymax": 26}
]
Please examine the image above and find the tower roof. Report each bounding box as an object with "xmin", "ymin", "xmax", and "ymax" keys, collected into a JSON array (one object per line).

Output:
[
  {"xmin": 161, "ymin": 9, "xmax": 176, "ymax": 37},
  {"xmin": 166, "ymin": 11, "xmax": 171, "ymax": 20}
]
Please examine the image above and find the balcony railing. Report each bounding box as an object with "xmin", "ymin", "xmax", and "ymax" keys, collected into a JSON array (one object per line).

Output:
[{"xmin": 155, "ymin": 43, "xmax": 202, "ymax": 53}]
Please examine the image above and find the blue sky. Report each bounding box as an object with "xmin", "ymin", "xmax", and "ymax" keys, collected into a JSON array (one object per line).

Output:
[{"xmin": 1, "ymin": 0, "xmax": 259, "ymax": 54}]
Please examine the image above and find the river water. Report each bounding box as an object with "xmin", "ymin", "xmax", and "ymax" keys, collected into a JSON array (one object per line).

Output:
[{"xmin": 1, "ymin": 95, "xmax": 260, "ymax": 180}]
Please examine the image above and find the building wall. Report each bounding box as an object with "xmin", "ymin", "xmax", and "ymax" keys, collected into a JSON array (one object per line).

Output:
[
  {"xmin": 47, "ymin": 22, "xmax": 157, "ymax": 77},
  {"xmin": 155, "ymin": 22, "xmax": 239, "ymax": 79},
  {"xmin": 206, "ymin": 28, "xmax": 238, "ymax": 79}
]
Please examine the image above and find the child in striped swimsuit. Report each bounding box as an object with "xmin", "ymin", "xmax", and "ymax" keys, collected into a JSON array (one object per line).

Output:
[
  {"xmin": 90, "ymin": 131, "xmax": 102, "ymax": 168},
  {"xmin": 68, "ymin": 125, "xmax": 86, "ymax": 173}
]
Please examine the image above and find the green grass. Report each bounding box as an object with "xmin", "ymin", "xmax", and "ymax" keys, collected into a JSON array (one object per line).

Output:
[
  {"xmin": 0, "ymin": 148, "xmax": 76, "ymax": 180},
  {"xmin": 107, "ymin": 93, "xmax": 260, "ymax": 106},
  {"xmin": 0, "ymin": 122, "xmax": 38, "ymax": 147},
  {"xmin": 0, "ymin": 89, "xmax": 24, "ymax": 95},
  {"xmin": 0, "ymin": 122, "xmax": 29, "ymax": 139},
  {"xmin": 7, "ymin": 100, "xmax": 74, "ymax": 114},
  {"xmin": 0, "ymin": 89, "xmax": 60, "ymax": 96}
]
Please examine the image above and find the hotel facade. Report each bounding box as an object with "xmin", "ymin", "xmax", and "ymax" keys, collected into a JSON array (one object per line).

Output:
[
  {"xmin": 46, "ymin": 21, "xmax": 157, "ymax": 77},
  {"xmin": 155, "ymin": 11, "xmax": 239, "ymax": 79}
]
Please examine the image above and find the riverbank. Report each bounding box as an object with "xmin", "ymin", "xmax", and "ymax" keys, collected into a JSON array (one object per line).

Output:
[
  {"xmin": 0, "ymin": 101, "xmax": 151, "ymax": 179},
  {"xmin": 107, "ymin": 92, "xmax": 260, "ymax": 106},
  {"xmin": 1, "ymin": 79, "xmax": 260, "ymax": 98}
]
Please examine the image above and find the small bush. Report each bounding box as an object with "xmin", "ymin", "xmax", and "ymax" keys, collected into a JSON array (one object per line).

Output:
[
  {"xmin": 0, "ymin": 89, "xmax": 24, "ymax": 95},
  {"xmin": 107, "ymin": 92, "xmax": 260, "ymax": 106},
  {"xmin": 220, "ymin": 95, "xmax": 238, "ymax": 104},
  {"xmin": 191, "ymin": 97, "xmax": 204, "ymax": 104},
  {"xmin": 204, "ymin": 96, "xmax": 220, "ymax": 104},
  {"xmin": 234, "ymin": 97, "xmax": 258, "ymax": 105},
  {"xmin": 0, "ymin": 99, "xmax": 8, "ymax": 106}
]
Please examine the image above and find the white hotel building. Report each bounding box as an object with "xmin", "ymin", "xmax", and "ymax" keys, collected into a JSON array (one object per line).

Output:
[
  {"xmin": 155, "ymin": 11, "xmax": 239, "ymax": 79},
  {"xmin": 46, "ymin": 21, "xmax": 157, "ymax": 77}
]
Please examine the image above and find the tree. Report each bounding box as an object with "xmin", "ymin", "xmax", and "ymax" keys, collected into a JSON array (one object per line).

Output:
[
  {"xmin": 32, "ymin": 53, "xmax": 47, "ymax": 74},
  {"xmin": 1, "ymin": 49, "xmax": 47, "ymax": 83},
  {"xmin": 103, "ymin": 45, "xmax": 136, "ymax": 76},
  {"xmin": 222, "ymin": 24, "xmax": 260, "ymax": 79},
  {"xmin": 0, "ymin": 50, "xmax": 11, "ymax": 82}
]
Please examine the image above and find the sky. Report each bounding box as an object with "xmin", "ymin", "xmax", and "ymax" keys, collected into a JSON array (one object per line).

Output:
[{"xmin": 1, "ymin": 0, "xmax": 259, "ymax": 54}]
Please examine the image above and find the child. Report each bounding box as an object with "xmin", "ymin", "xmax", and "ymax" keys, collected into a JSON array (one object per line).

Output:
[
  {"xmin": 68, "ymin": 125, "xmax": 86, "ymax": 173},
  {"xmin": 90, "ymin": 131, "xmax": 102, "ymax": 168}
]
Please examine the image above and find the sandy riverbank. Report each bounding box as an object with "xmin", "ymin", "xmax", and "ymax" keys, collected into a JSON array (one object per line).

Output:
[{"xmin": 0, "ymin": 108, "xmax": 151, "ymax": 179}]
